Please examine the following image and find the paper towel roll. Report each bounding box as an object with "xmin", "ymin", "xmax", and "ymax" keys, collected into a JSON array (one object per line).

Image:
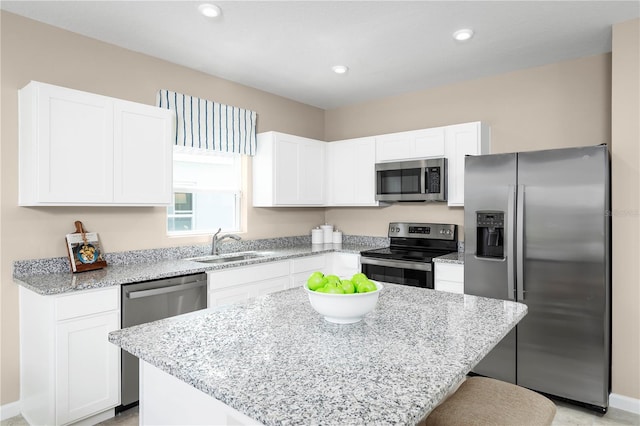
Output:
[
  {"xmin": 332, "ymin": 230, "xmax": 343, "ymax": 244},
  {"xmin": 311, "ymin": 228, "xmax": 324, "ymax": 244},
  {"xmin": 320, "ymin": 224, "xmax": 333, "ymax": 242}
]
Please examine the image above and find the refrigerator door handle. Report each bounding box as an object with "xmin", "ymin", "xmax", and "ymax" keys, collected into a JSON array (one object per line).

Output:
[
  {"xmin": 516, "ymin": 184, "xmax": 525, "ymax": 300},
  {"xmin": 506, "ymin": 184, "xmax": 516, "ymax": 300}
]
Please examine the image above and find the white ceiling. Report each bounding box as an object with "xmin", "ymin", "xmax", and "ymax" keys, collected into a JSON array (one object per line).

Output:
[{"xmin": 2, "ymin": 1, "xmax": 639, "ymax": 109}]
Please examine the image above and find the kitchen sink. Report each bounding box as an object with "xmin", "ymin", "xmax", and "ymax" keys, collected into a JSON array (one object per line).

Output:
[{"xmin": 184, "ymin": 251, "xmax": 270, "ymax": 264}]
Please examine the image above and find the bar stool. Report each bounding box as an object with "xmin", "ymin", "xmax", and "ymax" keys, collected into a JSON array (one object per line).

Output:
[{"xmin": 424, "ymin": 376, "xmax": 557, "ymax": 426}]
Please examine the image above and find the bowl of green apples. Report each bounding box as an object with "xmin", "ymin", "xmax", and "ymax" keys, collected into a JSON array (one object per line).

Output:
[{"xmin": 304, "ymin": 272, "xmax": 383, "ymax": 324}]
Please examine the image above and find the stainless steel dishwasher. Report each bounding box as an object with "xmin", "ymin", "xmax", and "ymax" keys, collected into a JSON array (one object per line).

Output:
[{"xmin": 119, "ymin": 273, "xmax": 207, "ymax": 410}]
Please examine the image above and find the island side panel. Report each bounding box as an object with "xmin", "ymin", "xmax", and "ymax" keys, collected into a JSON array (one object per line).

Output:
[{"xmin": 139, "ymin": 360, "xmax": 263, "ymax": 426}]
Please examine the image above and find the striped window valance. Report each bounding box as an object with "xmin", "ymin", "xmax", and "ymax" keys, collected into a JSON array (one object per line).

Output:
[{"xmin": 156, "ymin": 89, "xmax": 257, "ymax": 156}]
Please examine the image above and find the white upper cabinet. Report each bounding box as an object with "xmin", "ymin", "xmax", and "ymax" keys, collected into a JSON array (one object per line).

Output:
[
  {"xmin": 19, "ymin": 81, "xmax": 173, "ymax": 206},
  {"xmin": 252, "ymin": 131, "xmax": 325, "ymax": 206},
  {"xmin": 375, "ymin": 127, "xmax": 445, "ymax": 162},
  {"xmin": 252, "ymin": 121, "xmax": 488, "ymax": 208},
  {"xmin": 326, "ymin": 137, "xmax": 379, "ymax": 206},
  {"xmin": 113, "ymin": 100, "xmax": 173, "ymax": 204},
  {"xmin": 444, "ymin": 122, "xmax": 490, "ymax": 206}
]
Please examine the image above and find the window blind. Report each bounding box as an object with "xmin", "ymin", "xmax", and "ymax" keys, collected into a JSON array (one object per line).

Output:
[{"xmin": 156, "ymin": 89, "xmax": 257, "ymax": 156}]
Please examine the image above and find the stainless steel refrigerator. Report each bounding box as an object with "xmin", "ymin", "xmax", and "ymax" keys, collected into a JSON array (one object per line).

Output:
[{"xmin": 464, "ymin": 145, "xmax": 611, "ymax": 412}]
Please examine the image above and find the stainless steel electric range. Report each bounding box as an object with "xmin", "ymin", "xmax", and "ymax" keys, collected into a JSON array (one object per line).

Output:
[{"xmin": 360, "ymin": 222, "xmax": 458, "ymax": 289}]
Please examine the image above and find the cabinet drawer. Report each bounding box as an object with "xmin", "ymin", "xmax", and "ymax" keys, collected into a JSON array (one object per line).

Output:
[
  {"xmin": 435, "ymin": 280, "xmax": 464, "ymax": 294},
  {"xmin": 208, "ymin": 260, "xmax": 290, "ymax": 289},
  {"xmin": 56, "ymin": 287, "xmax": 119, "ymax": 321},
  {"xmin": 292, "ymin": 255, "xmax": 326, "ymax": 273},
  {"xmin": 435, "ymin": 263, "xmax": 464, "ymax": 282}
]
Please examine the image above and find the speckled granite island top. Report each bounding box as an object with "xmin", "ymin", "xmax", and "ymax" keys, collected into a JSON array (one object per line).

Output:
[{"xmin": 109, "ymin": 283, "xmax": 526, "ymax": 425}]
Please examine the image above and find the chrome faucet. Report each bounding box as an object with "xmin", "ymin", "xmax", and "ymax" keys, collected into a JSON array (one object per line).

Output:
[{"xmin": 211, "ymin": 228, "xmax": 242, "ymax": 255}]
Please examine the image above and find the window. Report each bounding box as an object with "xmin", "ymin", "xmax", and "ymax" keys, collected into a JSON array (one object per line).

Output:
[{"xmin": 167, "ymin": 149, "xmax": 242, "ymax": 235}]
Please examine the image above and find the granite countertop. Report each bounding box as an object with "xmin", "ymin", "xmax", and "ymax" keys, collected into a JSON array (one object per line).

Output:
[
  {"xmin": 14, "ymin": 242, "xmax": 384, "ymax": 296},
  {"xmin": 433, "ymin": 252, "xmax": 464, "ymax": 264},
  {"xmin": 109, "ymin": 283, "xmax": 527, "ymax": 425}
]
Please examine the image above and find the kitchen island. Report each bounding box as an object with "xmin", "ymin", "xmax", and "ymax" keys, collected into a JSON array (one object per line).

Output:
[{"xmin": 109, "ymin": 283, "xmax": 526, "ymax": 425}]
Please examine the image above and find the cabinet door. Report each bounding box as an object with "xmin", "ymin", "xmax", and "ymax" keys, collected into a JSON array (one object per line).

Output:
[
  {"xmin": 376, "ymin": 133, "xmax": 413, "ymax": 161},
  {"xmin": 56, "ymin": 311, "xmax": 120, "ymax": 425},
  {"xmin": 326, "ymin": 252, "xmax": 361, "ymax": 278},
  {"xmin": 36, "ymin": 83, "xmax": 114, "ymax": 203},
  {"xmin": 113, "ymin": 101, "xmax": 173, "ymax": 205},
  {"xmin": 445, "ymin": 122, "xmax": 489, "ymax": 206},
  {"xmin": 274, "ymin": 135, "xmax": 300, "ymax": 205},
  {"xmin": 254, "ymin": 276, "xmax": 290, "ymax": 297},
  {"xmin": 376, "ymin": 128, "xmax": 445, "ymax": 162},
  {"xmin": 413, "ymin": 127, "xmax": 446, "ymax": 158},
  {"xmin": 208, "ymin": 285, "xmax": 254, "ymax": 308},
  {"xmin": 297, "ymin": 139, "xmax": 325, "ymax": 205},
  {"xmin": 434, "ymin": 263, "xmax": 464, "ymax": 294},
  {"xmin": 291, "ymin": 255, "xmax": 326, "ymax": 288},
  {"xmin": 328, "ymin": 138, "xmax": 377, "ymax": 206}
]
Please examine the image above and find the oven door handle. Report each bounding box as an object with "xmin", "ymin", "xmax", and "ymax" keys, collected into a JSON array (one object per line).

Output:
[
  {"xmin": 126, "ymin": 280, "xmax": 207, "ymax": 300},
  {"xmin": 360, "ymin": 256, "xmax": 432, "ymax": 272}
]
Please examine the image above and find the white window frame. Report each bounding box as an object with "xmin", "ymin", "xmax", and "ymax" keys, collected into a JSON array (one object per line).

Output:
[{"xmin": 167, "ymin": 149, "xmax": 242, "ymax": 236}]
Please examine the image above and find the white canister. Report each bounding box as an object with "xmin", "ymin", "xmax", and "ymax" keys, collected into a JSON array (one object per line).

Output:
[
  {"xmin": 332, "ymin": 230, "xmax": 343, "ymax": 244},
  {"xmin": 311, "ymin": 228, "xmax": 324, "ymax": 244},
  {"xmin": 320, "ymin": 224, "xmax": 333, "ymax": 243}
]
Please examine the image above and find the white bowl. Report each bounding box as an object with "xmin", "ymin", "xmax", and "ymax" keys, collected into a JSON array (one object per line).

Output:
[{"xmin": 304, "ymin": 281, "xmax": 384, "ymax": 324}]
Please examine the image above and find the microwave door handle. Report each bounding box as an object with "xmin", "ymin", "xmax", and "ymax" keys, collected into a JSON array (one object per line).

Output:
[{"xmin": 506, "ymin": 185, "xmax": 516, "ymax": 300}]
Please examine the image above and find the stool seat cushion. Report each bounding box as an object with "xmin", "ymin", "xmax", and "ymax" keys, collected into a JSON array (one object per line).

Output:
[{"xmin": 425, "ymin": 377, "xmax": 557, "ymax": 426}]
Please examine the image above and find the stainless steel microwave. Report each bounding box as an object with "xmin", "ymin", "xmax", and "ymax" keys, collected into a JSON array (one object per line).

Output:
[{"xmin": 375, "ymin": 158, "xmax": 447, "ymax": 202}]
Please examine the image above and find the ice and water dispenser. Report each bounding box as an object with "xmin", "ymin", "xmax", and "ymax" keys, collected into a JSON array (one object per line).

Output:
[{"xmin": 476, "ymin": 211, "xmax": 504, "ymax": 259}]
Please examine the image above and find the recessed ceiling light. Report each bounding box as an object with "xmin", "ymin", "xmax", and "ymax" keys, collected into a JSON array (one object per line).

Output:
[
  {"xmin": 453, "ymin": 29, "xmax": 474, "ymax": 42},
  {"xmin": 332, "ymin": 65, "xmax": 349, "ymax": 75},
  {"xmin": 198, "ymin": 3, "xmax": 222, "ymax": 18}
]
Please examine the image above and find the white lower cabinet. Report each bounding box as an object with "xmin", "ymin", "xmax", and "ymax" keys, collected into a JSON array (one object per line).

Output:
[
  {"xmin": 207, "ymin": 260, "xmax": 291, "ymax": 307},
  {"xmin": 326, "ymin": 252, "xmax": 361, "ymax": 278},
  {"xmin": 291, "ymin": 254, "xmax": 327, "ymax": 288},
  {"xmin": 20, "ymin": 286, "xmax": 120, "ymax": 426},
  {"xmin": 207, "ymin": 253, "xmax": 361, "ymax": 307},
  {"xmin": 56, "ymin": 311, "xmax": 120, "ymax": 425},
  {"xmin": 434, "ymin": 263, "xmax": 464, "ymax": 294}
]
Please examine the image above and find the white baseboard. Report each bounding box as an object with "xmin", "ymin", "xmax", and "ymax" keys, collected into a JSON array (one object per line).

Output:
[
  {"xmin": 0, "ymin": 400, "xmax": 21, "ymax": 421},
  {"xmin": 610, "ymin": 393, "xmax": 640, "ymax": 415}
]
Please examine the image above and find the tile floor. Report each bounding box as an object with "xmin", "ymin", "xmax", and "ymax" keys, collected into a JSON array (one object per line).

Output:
[{"xmin": 2, "ymin": 402, "xmax": 639, "ymax": 425}]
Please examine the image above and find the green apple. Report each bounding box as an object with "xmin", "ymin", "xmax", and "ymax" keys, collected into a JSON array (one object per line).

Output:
[
  {"xmin": 340, "ymin": 279, "xmax": 355, "ymax": 294},
  {"xmin": 351, "ymin": 272, "xmax": 368, "ymax": 283},
  {"xmin": 307, "ymin": 274, "xmax": 327, "ymax": 291},
  {"xmin": 324, "ymin": 285, "xmax": 345, "ymax": 294},
  {"xmin": 356, "ymin": 279, "xmax": 377, "ymax": 293},
  {"xmin": 325, "ymin": 274, "xmax": 341, "ymax": 284}
]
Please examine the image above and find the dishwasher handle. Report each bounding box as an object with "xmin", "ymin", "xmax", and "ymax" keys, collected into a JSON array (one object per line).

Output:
[{"xmin": 126, "ymin": 280, "xmax": 207, "ymax": 299}]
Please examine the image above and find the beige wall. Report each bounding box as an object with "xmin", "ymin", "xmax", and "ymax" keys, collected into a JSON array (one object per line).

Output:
[
  {"xmin": 611, "ymin": 18, "xmax": 640, "ymax": 401},
  {"xmin": 0, "ymin": 11, "xmax": 326, "ymax": 405}
]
